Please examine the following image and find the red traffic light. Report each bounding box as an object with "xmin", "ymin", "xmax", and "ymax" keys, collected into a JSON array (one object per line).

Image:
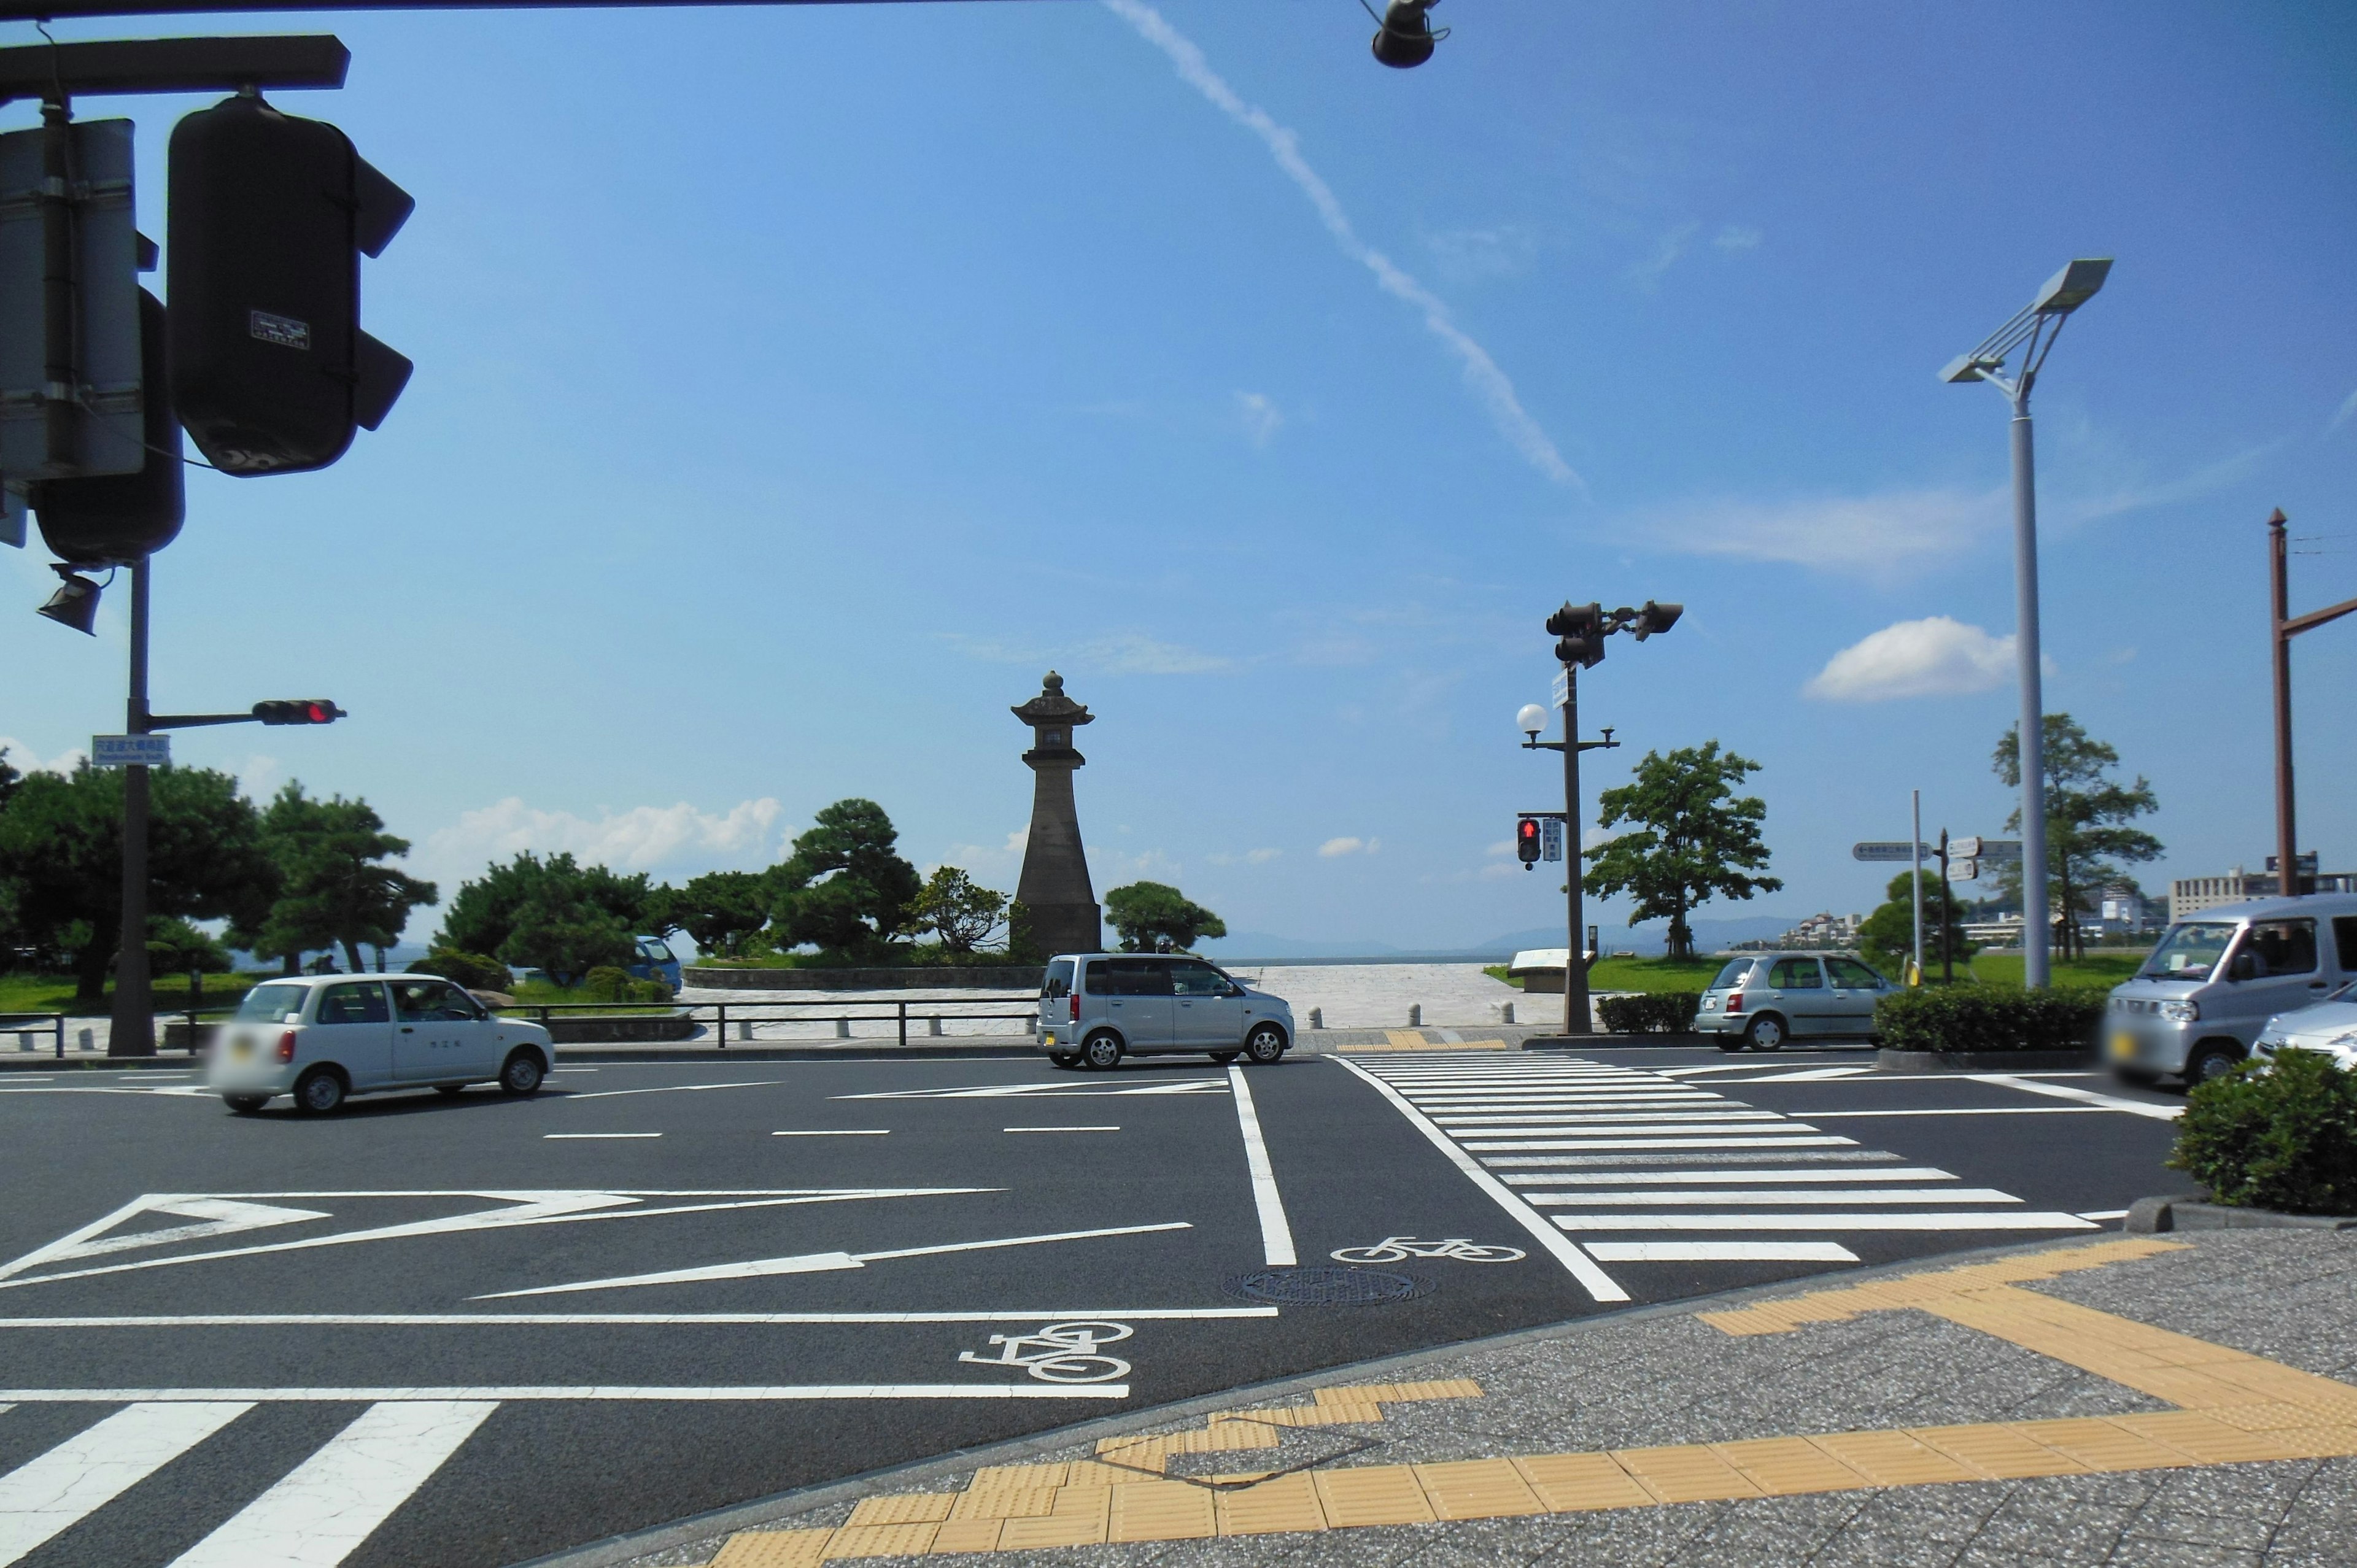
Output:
[
  {"xmin": 1516, "ymin": 817, "xmax": 1543, "ymax": 866},
  {"xmin": 252, "ymin": 699, "xmax": 344, "ymax": 725}
]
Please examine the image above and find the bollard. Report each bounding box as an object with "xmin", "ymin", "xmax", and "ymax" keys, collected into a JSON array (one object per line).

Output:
[
  {"xmin": 77, "ymin": 1027, "xmax": 95, "ymax": 1051},
  {"xmin": 835, "ymin": 1017, "xmax": 852, "ymax": 1039},
  {"xmin": 1408, "ymin": 1004, "xmax": 1422, "ymax": 1027},
  {"xmin": 1501, "ymin": 1001, "xmax": 1515, "ymax": 1025},
  {"xmin": 1308, "ymin": 1006, "xmax": 1323, "ymax": 1030},
  {"xmin": 738, "ymin": 1020, "xmax": 754, "ymax": 1042},
  {"xmin": 928, "ymin": 1016, "xmax": 943, "ymax": 1037},
  {"xmin": 17, "ymin": 1031, "xmax": 33, "ymax": 1052}
]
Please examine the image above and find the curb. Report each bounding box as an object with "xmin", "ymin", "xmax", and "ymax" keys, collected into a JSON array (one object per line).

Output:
[
  {"xmin": 503, "ymin": 1230, "xmax": 2211, "ymax": 1568},
  {"xmin": 2125, "ymin": 1195, "xmax": 2356, "ymax": 1234},
  {"xmin": 1877, "ymin": 1048, "xmax": 2096, "ymax": 1072}
]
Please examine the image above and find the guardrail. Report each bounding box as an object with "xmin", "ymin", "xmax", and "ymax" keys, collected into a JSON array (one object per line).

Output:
[
  {"xmin": 500, "ymin": 997, "xmax": 1040, "ymax": 1048},
  {"xmin": 2, "ymin": 1013, "xmax": 69, "ymax": 1059}
]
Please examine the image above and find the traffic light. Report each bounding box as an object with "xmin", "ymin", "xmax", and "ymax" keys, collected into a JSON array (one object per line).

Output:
[
  {"xmin": 31, "ymin": 288, "xmax": 185, "ymax": 567},
  {"xmin": 168, "ymin": 93, "xmax": 412, "ymax": 475},
  {"xmin": 1629, "ymin": 600, "xmax": 1683, "ymax": 640},
  {"xmin": 1516, "ymin": 816, "xmax": 1542, "ymax": 868},
  {"xmin": 1370, "ymin": 1, "xmax": 1446, "ymax": 68},
  {"xmin": 1544, "ymin": 601, "xmax": 1606, "ymax": 668},
  {"xmin": 252, "ymin": 699, "xmax": 344, "ymax": 725}
]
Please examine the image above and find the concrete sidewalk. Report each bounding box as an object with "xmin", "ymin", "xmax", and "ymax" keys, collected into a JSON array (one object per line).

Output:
[{"xmin": 571, "ymin": 1231, "xmax": 2357, "ymax": 1568}]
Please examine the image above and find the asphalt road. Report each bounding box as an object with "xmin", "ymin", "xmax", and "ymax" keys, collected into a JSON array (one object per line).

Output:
[{"xmin": 0, "ymin": 1045, "xmax": 2193, "ymax": 1567}]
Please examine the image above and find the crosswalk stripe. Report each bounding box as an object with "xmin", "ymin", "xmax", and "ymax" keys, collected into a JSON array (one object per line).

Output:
[
  {"xmin": 1552, "ymin": 1213, "xmax": 2099, "ymax": 1232},
  {"xmin": 0, "ymin": 1400, "xmax": 252, "ymax": 1566},
  {"xmin": 1463, "ymin": 1137, "xmax": 1857, "ymax": 1151},
  {"xmin": 1585, "ymin": 1242, "xmax": 1860, "ymax": 1262},
  {"xmin": 1514, "ymin": 1188, "xmax": 2022, "ymax": 1206},
  {"xmin": 1501, "ymin": 1167, "xmax": 1957, "ymax": 1185},
  {"xmin": 167, "ymin": 1400, "xmax": 497, "ymax": 1568}
]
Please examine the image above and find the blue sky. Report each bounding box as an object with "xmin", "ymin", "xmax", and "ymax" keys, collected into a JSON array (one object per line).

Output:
[{"xmin": 6, "ymin": 1, "xmax": 2354, "ymax": 954}]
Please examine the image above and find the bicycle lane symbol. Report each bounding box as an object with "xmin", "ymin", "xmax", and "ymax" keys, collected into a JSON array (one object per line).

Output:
[
  {"xmin": 958, "ymin": 1321, "xmax": 1134, "ymax": 1384},
  {"xmin": 1329, "ymin": 1237, "xmax": 1527, "ymax": 1264}
]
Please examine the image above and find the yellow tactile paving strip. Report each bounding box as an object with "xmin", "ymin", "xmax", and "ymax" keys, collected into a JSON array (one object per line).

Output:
[
  {"xmin": 704, "ymin": 1240, "xmax": 2357, "ymax": 1564},
  {"xmin": 1339, "ymin": 1032, "xmax": 1512, "ymax": 1052}
]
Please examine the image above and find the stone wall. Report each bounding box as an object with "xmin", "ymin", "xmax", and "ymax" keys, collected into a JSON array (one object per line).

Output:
[{"xmin": 684, "ymin": 966, "xmax": 1045, "ymax": 991}]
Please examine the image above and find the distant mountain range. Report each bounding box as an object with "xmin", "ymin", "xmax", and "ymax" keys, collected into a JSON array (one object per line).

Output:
[{"xmin": 1198, "ymin": 914, "xmax": 1800, "ymax": 964}]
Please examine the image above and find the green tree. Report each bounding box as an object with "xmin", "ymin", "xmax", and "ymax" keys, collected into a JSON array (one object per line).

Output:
[
  {"xmin": 909, "ymin": 867, "xmax": 1009, "ymax": 954},
  {"xmin": 1994, "ymin": 714, "xmax": 2162, "ymax": 961},
  {"xmin": 243, "ymin": 784, "xmax": 438, "ymax": 973},
  {"xmin": 0, "ymin": 764, "xmax": 277, "ymax": 1003},
  {"xmin": 662, "ymin": 870, "xmax": 771, "ymax": 960},
  {"xmin": 768, "ymin": 799, "xmax": 923, "ymax": 958},
  {"xmin": 1104, "ymin": 881, "xmax": 1226, "ymax": 954},
  {"xmin": 145, "ymin": 916, "xmax": 233, "ymax": 998},
  {"xmin": 435, "ymin": 851, "xmax": 651, "ymax": 958},
  {"xmin": 1856, "ymin": 870, "xmax": 1978, "ymax": 981},
  {"xmin": 1584, "ymin": 741, "xmax": 1782, "ymax": 961},
  {"xmin": 501, "ymin": 890, "xmax": 635, "ymax": 983}
]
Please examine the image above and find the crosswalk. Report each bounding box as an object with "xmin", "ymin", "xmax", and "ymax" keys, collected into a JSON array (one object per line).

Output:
[
  {"xmin": 0, "ymin": 1399, "xmax": 488, "ymax": 1567},
  {"xmin": 1341, "ymin": 1054, "xmax": 2096, "ymax": 1292}
]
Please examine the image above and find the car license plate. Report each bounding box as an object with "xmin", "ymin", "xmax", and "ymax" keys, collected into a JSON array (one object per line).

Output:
[
  {"xmin": 1042, "ymin": 1032, "xmax": 1056, "ymax": 1047},
  {"xmin": 2109, "ymin": 1032, "xmax": 2137, "ymax": 1061},
  {"xmin": 230, "ymin": 1035, "xmax": 254, "ymax": 1059}
]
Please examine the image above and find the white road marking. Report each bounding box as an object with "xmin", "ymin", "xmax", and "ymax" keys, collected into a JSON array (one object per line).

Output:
[
  {"xmin": 1433, "ymin": 1112, "xmax": 1783, "ymax": 1126},
  {"xmin": 1517, "ymin": 1188, "xmax": 2023, "ymax": 1206},
  {"xmin": 1722, "ymin": 1067, "xmax": 1877, "ymax": 1083},
  {"xmin": 1788, "ymin": 1106, "xmax": 2111, "ymax": 1118},
  {"xmin": 479, "ymin": 1220, "xmax": 1194, "ymax": 1297},
  {"xmin": 167, "ymin": 1400, "xmax": 495, "ymax": 1568},
  {"xmin": 1968, "ymin": 1074, "xmax": 2185, "ymax": 1121},
  {"xmin": 1553, "ymin": 1212, "xmax": 2096, "ymax": 1232},
  {"xmin": 544, "ymin": 1133, "xmax": 662, "ymax": 1140},
  {"xmin": 838, "ymin": 1078, "xmax": 1224, "ymax": 1100},
  {"xmin": 1464, "ymin": 1137, "xmax": 1857, "ymax": 1152},
  {"xmin": 1585, "ymin": 1241, "xmax": 1859, "ymax": 1262},
  {"xmin": 1333, "ymin": 1057, "xmax": 1627, "ymax": 1303},
  {"xmin": 1226, "ymin": 1065, "xmax": 1298, "ymax": 1268},
  {"xmin": 0, "ymin": 1307, "xmax": 1277, "ymax": 1327},
  {"xmin": 1450, "ymin": 1123, "xmax": 1817, "ymax": 1138},
  {"xmin": 2, "ymin": 1199, "xmax": 331, "ymax": 1276},
  {"xmin": 0, "ymin": 1385, "xmax": 1130, "ymax": 1401},
  {"xmin": 2078, "ymin": 1208, "xmax": 2132, "ymax": 1221},
  {"xmin": 1003, "ymin": 1126, "xmax": 1120, "ymax": 1134},
  {"xmin": 1503, "ymin": 1167, "xmax": 1957, "ymax": 1185},
  {"xmin": 0, "ymin": 1189, "xmax": 996, "ymax": 1292},
  {"xmin": 560, "ymin": 1080, "xmax": 786, "ymax": 1100},
  {"xmin": 773, "ymin": 1129, "xmax": 891, "ymax": 1137},
  {"xmin": 1484, "ymin": 1151, "xmax": 1905, "ymax": 1168},
  {"xmin": 0, "ymin": 1400, "xmax": 252, "ymax": 1566}
]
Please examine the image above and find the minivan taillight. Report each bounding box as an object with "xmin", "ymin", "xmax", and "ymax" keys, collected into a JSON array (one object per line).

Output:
[
  {"xmin": 276, "ymin": 1029, "xmax": 298, "ymax": 1062},
  {"xmin": 1069, "ymin": 992, "xmax": 1080, "ymax": 1022},
  {"xmin": 1725, "ymin": 993, "xmax": 1744, "ymax": 1014}
]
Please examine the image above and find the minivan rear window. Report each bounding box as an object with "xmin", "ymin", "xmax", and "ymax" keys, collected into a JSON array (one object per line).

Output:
[{"xmin": 1042, "ymin": 960, "xmax": 1075, "ymax": 1000}]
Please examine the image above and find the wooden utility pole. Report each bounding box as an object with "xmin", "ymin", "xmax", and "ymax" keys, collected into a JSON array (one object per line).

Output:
[{"xmin": 2269, "ymin": 508, "xmax": 2357, "ymax": 898}]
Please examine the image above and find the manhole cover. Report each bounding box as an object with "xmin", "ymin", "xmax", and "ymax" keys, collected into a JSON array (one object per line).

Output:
[{"xmin": 1221, "ymin": 1266, "xmax": 1429, "ymax": 1306}]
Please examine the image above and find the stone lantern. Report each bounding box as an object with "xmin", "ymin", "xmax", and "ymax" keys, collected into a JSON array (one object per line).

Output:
[{"xmin": 1012, "ymin": 671, "xmax": 1102, "ymax": 956}]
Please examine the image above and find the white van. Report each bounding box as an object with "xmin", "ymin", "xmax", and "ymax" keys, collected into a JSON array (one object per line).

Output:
[
  {"xmin": 2105, "ymin": 894, "xmax": 2357, "ymax": 1084},
  {"xmin": 206, "ymin": 973, "xmax": 555, "ymax": 1113},
  {"xmin": 1036, "ymin": 953, "xmax": 1295, "ymax": 1070}
]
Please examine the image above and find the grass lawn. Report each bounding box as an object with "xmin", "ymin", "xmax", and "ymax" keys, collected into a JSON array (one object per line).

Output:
[
  {"xmin": 1959, "ymin": 951, "xmax": 2143, "ymax": 991},
  {"xmin": 1485, "ymin": 957, "xmax": 1730, "ymax": 995},
  {"xmin": 1, "ymin": 972, "xmax": 267, "ymax": 1018},
  {"xmin": 495, "ymin": 978, "xmax": 675, "ymax": 1015}
]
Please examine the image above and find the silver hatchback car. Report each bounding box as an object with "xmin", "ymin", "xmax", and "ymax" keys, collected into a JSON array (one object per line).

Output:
[
  {"xmin": 1036, "ymin": 953, "xmax": 1295, "ymax": 1070},
  {"xmin": 1692, "ymin": 951, "xmax": 1892, "ymax": 1051}
]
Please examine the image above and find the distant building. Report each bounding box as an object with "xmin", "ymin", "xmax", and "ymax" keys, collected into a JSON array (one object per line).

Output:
[
  {"xmin": 2170, "ymin": 867, "xmax": 2357, "ymax": 921},
  {"xmin": 2094, "ymin": 883, "xmax": 2166, "ymax": 940},
  {"xmin": 1774, "ymin": 912, "xmax": 1862, "ymax": 950}
]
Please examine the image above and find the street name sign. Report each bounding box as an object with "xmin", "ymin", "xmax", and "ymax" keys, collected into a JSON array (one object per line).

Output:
[
  {"xmin": 1541, "ymin": 818, "xmax": 1564, "ymax": 862},
  {"xmin": 1853, "ymin": 841, "xmax": 1932, "ymax": 862},
  {"xmin": 91, "ymin": 733, "xmax": 169, "ymax": 767}
]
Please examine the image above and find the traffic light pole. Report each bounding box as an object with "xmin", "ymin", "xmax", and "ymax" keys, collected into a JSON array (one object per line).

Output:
[
  {"xmin": 109, "ymin": 554, "xmax": 153, "ymax": 1057},
  {"xmin": 1562, "ymin": 662, "xmax": 1585, "ymax": 1035},
  {"xmin": 2269, "ymin": 507, "xmax": 2357, "ymax": 899}
]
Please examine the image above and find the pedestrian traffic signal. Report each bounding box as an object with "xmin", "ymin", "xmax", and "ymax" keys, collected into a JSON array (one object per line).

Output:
[
  {"xmin": 168, "ymin": 93, "xmax": 412, "ymax": 475},
  {"xmin": 31, "ymin": 289, "xmax": 184, "ymax": 567},
  {"xmin": 252, "ymin": 699, "xmax": 344, "ymax": 725},
  {"xmin": 1517, "ymin": 816, "xmax": 1543, "ymax": 868},
  {"xmin": 1544, "ymin": 601, "xmax": 1606, "ymax": 668}
]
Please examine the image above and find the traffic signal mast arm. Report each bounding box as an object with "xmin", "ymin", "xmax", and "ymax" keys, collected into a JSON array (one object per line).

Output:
[{"xmin": 148, "ymin": 698, "xmax": 344, "ymax": 728}]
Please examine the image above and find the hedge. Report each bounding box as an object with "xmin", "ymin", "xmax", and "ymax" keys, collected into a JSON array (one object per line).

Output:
[
  {"xmin": 2169, "ymin": 1049, "xmax": 2357, "ymax": 1215},
  {"xmin": 1598, "ymin": 992, "xmax": 1700, "ymax": 1033},
  {"xmin": 407, "ymin": 949, "xmax": 511, "ymax": 992},
  {"xmin": 1871, "ymin": 987, "xmax": 2104, "ymax": 1053}
]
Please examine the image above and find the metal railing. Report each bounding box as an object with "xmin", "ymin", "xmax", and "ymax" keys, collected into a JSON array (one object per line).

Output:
[
  {"xmin": 2, "ymin": 1013, "xmax": 69, "ymax": 1059},
  {"xmin": 501, "ymin": 996, "xmax": 1040, "ymax": 1048}
]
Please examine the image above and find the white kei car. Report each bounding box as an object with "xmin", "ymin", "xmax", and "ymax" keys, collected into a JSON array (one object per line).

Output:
[
  {"xmin": 206, "ymin": 973, "xmax": 554, "ymax": 1114},
  {"xmin": 2251, "ymin": 979, "xmax": 2357, "ymax": 1072}
]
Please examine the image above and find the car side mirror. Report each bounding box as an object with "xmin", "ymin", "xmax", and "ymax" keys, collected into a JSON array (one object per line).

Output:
[{"xmin": 2228, "ymin": 952, "xmax": 2260, "ymax": 982}]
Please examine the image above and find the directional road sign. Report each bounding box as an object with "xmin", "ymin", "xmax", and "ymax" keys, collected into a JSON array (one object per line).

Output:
[
  {"xmin": 1948, "ymin": 859, "xmax": 1980, "ymax": 882},
  {"xmin": 1852, "ymin": 841, "xmax": 1933, "ymax": 863},
  {"xmin": 91, "ymin": 732, "xmax": 169, "ymax": 767},
  {"xmin": 1541, "ymin": 819, "xmax": 1563, "ymax": 863},
  {"xmin": 1950, "ymin": 838, "xmax": 2022, "ymax": 863}
]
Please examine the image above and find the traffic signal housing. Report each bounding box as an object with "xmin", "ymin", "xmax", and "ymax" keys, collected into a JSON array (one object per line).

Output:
[
  {"xmin": 253, "ymin": 698, "xmax": 344, "ymax": 725},
  {"xmin": 1516, "ymin": 816, "xmax": 1542, "ymax": 869},
  {"xmin": 32, "ymin": 288, "xmax": 185, "ymax": 567},
  {"xmin": 168, "ymin": 93, "xmax": 412, "ymax": 474},
  {"xmin": 1544, "ymin": 601, "xmax": 1606, "ymax": 668}
]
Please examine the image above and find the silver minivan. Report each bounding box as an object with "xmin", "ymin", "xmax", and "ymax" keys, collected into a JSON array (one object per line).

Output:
[
  {"xmin": 1693, "ymin": 951, "xmax": 1892, "ymax": 1051},
  {"xmin": 1037, "ymin": 953, "xmax": 1295, "ymax": 1070},
  {"xmin": 2106, "ymin": 894, "xmax": 2357, "ymax": 1084}
]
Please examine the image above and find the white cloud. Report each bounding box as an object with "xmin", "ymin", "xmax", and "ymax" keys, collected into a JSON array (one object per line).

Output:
[
  {"xmin": 1091, "ymin": 846, "xmax": 1180, "ymax": 882},
  {"xmin": 1805, "ymin": 617, "xmax": 2016, "ymax": 701},
  {"xmin": 0, "ymin": 735, "xmax": 87, "ymax": 775},
  {"xmin": 1479, "ymin": 860, "xmax": 1526, "ymax": 881},
  {"xmin": 1485, "ymin": 839, "xmax": 1513, "ymax": 857},
  {"xmin": 1713, "ymin": 224, "xmax": 1762, "ymax": 252},
  {"xmin": 939, "ymin": 829, "xmax": 1029, "ymax": 877},
  {"xmin": 1625, "ymin": 221, "xmax": 1700, "ymax": 291},
  {"xmin": 421, "ymin": 796, "xmax": 785, "ymax": 879},
  {"xmin": 1211, "ymin": 847, "xmax": 1282, "ymax": 866},
  {"xmin": 1233, "ymin": 391, "xmax": 1283, "ymax": 447},
  {"xmin": 948, "ymin": 630, "xmax": 1234, "ymax": 676},
  {"xmin": 2329, "ymin": 388, "xmax": 2357, "ymax": 434},
  {"xmin": 1633, "ymin": 486, "xmax": 2005, "ymax": 579},
  {"xmin": 1423, "ymin": 224, "xmax": 1538, "ymax": 282},
  {"xmin": 1318, "ymin": 835, "xmax": 1378, "ymax": 858},
  {"xmin": 1102, "ymin": 0, "xmax": 1579, "ymax": 490}
]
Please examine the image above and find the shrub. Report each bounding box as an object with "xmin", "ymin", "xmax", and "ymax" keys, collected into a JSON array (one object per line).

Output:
[
  {"xmin": 1873, "ymin": 987, "xmax": 2103, "ymax": 1053},
  {"xmin": 1598, "ymin": 992, "xmax": 1700, "ymax": 1033},
  {"xmin": 408, "ymin": 949, "xmax": 511, "ymax": 992},
  {"xmin": 2169, "ymin": 1050, "xmax": 2357, "ymax": 1216},
  {"xmin": 579, "ymin": 966, "xmax": 671, "ymax": 1004}
]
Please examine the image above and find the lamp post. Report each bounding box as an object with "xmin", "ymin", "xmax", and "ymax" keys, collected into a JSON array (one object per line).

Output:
[
  {"xmin": 2269, "ymin": 508, "xmax": 2357, "ymax": 897},
  {"xmin": 1518, "ymin": 600, "xmax": 1680, "ymax": 1037},
  {"xmin": 1941, "ymin": 257, "xmax": 2111, "ymax": 990}
]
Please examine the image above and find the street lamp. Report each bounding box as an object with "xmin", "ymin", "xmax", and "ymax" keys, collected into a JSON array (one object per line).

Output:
[
  {"xmin": 1368, "ymin": 0, "xmax": 1448, "ymax": 68},
  {"xmin": 1517, "ymin": 599, "xmax": 1680, "ymax": 1038},
  {"xmin": 1941, "ymin": 257, "xmax": 2111, "ymax": 991}
]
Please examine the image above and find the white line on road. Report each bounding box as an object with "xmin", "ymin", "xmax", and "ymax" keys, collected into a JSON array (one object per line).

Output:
[
  {"xmin": 544, "ymin": 1133, "xmax": 662, "ymax": 1140},
  {"xmin": 1464, "ymin": 1137, "xmax": 1856, "ymax": 1153},
  {"xmin": 0, "ymin": 1307, "xmax": 1277, "ymax": 1328},
  {"xmin": 1334, "ymin": 1058, "xmax": 1626, "ymax": 1303},
  {"xmin": 1786, "ymin": 1106, "xmax": 2111, "ymax": 1118},
  {"xmin": 0, "ymin": 1385, "xmax": 1130, "ymax": 1402},
  {"xmin": 1226, "ymin": 1065, "xmax": 1296, "ymax": 1267},
  {"xmin": 1503, "ymin": 1167, "xmax": 1957, "ymax": 1185},
  {"xmin": 1968, "ymin": 1074, "xmax": 2185, "ymax": 1120},
  {"xmin": 1584, "ymin": 1241, "xmax": 1860, "ymax": 1262},
  {"xmin": 1553, "ymin": 1212, "xmax": 2097, "ymax": 1232},
  {"xmin": 1450, "ymin": 1123, "xmax": 1819, "ymax": 1138},
  {"xmin": 559, "ymin": 1080, "xmax": 787, "ymax": 1100},
  {"xmin": 773, "ymin": 1129, "xmax": 891, "ymax": 1137},
  {"xmin": 1717, "ymin": 1067, "xmax": 1878, "ymax": 1083},
  {"xmin": 167, "ymin": 1400, "xmax": 496, "ymax": 1568},
  {"xmin": 0, "ymin": 1400, "xmax": 252, "ymax": 1566},
  {"xmin": 2078, "ymin": 1209, "xmax": 2131, "ymax": 1221},
  {"xmin": 1003, "ymin": 1126, "xmax": 1120, "ymax": 1134},
  {"xmin": 1517, "ymin": 1188, "xmax": 2022, "ymax": 1206}
]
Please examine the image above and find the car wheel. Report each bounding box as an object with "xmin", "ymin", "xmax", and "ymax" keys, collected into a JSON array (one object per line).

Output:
[
  {"xmin": 1744, "ymin": 1014, "xmax": 1786, "ymax": 1052},
  {"xmin": 1242, "ymin": 1025, "xmax": 1287, "ymax": 1065},
  {"xmin": 1210, "ymin": 1050, "xmax": 1241, "ymax": 1065},
  {"xmin": 1714, "ymin": 1037, "xmax": 1745, "ymax": 1054},
  {"xmin": 1080, "ymin": 1032, "xmax": 1124, "ymax": 1071},
  {"xmin": 2182, "ymin": 1042, "xmax": 2243, "ymax": 1085},
  {"xmin": 1048, "ymin": 1051, "xmax": 1082, "ymax": 1069},
  {"xmin": 292, "ymin": 1067, "xmax": 346, "ymax": 1115},
  {"xmin": 222, "ymin": 1093, "xmax": 269, "ymax": 1113},
  {"xmin": 498, "ymin": 1049, "xmax": 546, "ymax": 1096}
]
